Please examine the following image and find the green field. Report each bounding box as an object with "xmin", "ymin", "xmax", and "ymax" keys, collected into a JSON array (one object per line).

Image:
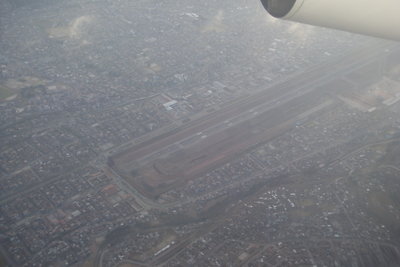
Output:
[{"xmin": 0, "ymin": 86, "xmax": 15, "ymax": 100}]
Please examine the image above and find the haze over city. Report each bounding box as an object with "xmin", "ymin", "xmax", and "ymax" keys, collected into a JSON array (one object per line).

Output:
[{"xmin": 1, "ymin": 0, "xmax": 400, "ymax": 266}]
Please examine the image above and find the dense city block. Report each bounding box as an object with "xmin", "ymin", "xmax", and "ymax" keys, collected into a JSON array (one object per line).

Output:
[{"xmin": 1, "ymin": 0, "xmax": 400, "ymax": 266}]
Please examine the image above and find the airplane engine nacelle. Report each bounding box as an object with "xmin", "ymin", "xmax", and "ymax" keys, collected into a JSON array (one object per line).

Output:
[{"xmin": 260, "ymin": 0, "xmax": 400, "ymax": 41}]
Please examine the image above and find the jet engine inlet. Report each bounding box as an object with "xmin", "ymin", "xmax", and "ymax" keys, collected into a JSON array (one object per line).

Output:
[{"xmin": 260, "ymin": 0, "xmax": 297, "ymax": 18}]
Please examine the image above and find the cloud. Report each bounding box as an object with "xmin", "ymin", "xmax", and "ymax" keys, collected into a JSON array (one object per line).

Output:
[
  {"xmin": 48, "ymin": 15, "xmax": 94, "ymax": 43},
  {"xmin": 201, "ymin": 10, "xmax": 225, "ymax": 33}
]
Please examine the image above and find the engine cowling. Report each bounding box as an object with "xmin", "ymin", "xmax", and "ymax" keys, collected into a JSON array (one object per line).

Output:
[{"xmin": 260, "ymin": 0, "xmax": 400, "ymax": 41}]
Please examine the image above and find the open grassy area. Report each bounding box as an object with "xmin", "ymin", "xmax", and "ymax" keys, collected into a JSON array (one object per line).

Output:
[{"xmin": 0, "ymin": 86, "xmax": 15, "ymax": 100}]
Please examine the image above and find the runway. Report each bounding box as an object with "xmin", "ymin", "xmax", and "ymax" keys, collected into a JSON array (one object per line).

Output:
[{"xmin": 110, "ymin": 41, "xmax": 396, "ymax": 199}]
